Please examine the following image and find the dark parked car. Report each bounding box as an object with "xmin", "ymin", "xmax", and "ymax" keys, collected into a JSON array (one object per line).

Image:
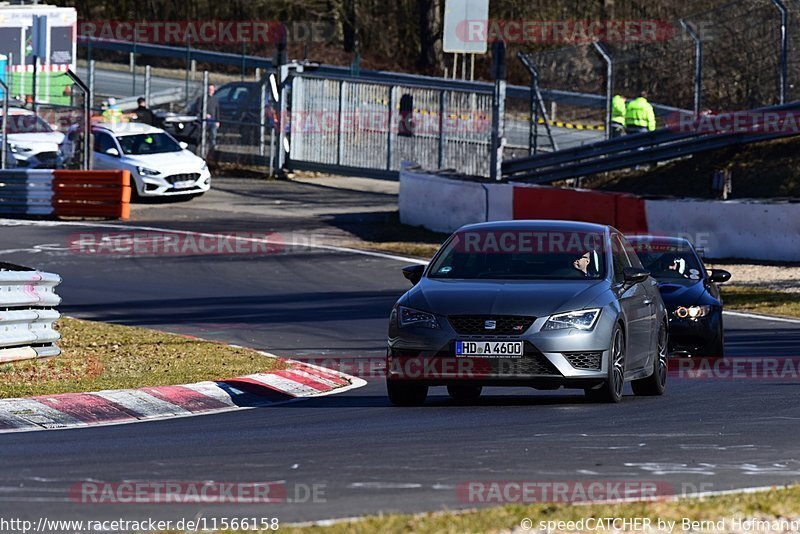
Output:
[
  {"xmin": 188, "ymin": 80, "xmax": 276, "ymax": 143},
  {"xmin": 627, "ymin": 236, "xmax": 731, "ymax": 357},
  {"xmin": 386, "ymin": 221, "xmax": 669, "ymax": 406}
]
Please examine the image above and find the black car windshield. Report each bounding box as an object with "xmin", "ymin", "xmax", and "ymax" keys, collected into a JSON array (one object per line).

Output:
[
  {"xmin": 428, "ymin": 229, "xmax": 606, "ymax": 280},
  {"xmin": 6, "ymin": 114, "xmax": 53, "ymax": 134},
  {"xmin": 116, "ymin": 133, "xmax": 181, "ymax": 155},
  {"xmin": 632, "ymin": 243, "xmax": 704, "ymax": 281}
]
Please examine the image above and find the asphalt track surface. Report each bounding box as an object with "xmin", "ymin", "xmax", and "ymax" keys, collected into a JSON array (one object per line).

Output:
[{"xmin": 0, "ymin": 183, "xmax": 798, "ymax": 526}]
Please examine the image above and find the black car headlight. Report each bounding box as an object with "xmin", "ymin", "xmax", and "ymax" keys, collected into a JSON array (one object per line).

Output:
[
  {"xmin": 543, "ymin": 309, "xmax": 600, "ymax": 331},
  {"xmin": 674, "ymin": 305, "xmax": 713, "ymax": 319},
  {"xmin": 398, "ymin": 306, "xmax": 440, "ymax": 329}
]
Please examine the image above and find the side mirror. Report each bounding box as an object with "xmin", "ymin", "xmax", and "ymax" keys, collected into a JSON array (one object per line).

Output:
[
  {"xmin": 179, "ymin": 141, "xmax": 189, "ymax": 150},
  {"xmin": 708, "ymin": 269, "xmax": 732, "ymax": 283},
  {"xmin": 623, "ymin": 267, "xmax": 650, "ymax": 287},
  {"xmin": 402, "ymin": 264, "xmax": 425, "ymax": 285},
  {"xmin": 104, "ymin": 147, "xmax": 119, "ymax": 157}
]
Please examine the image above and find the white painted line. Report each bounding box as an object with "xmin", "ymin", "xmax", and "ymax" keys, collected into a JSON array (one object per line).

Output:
[
  {"xmin": 724, "ymin": 310, "xmax": 800, "ymax": 324},
  {"xmin": 0, "ymin": 399, "xmax": 85, "ymax": 430},
  {"xmin": 0, "ymin": 218, "xmax": 428, "ymax": 265}
]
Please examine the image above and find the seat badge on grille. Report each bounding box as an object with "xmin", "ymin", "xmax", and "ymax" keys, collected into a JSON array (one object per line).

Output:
[{"xmin": 484, "ymin": 320, "xmax": 496, "ymax": 330}]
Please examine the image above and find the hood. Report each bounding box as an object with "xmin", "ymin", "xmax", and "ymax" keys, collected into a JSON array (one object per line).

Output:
[
  {"xmin": 122, "ymin": 150, "xmax": 205, "ymax": 170},
  {"xmin": 8, "ymin": 131, "xmax": 65, "ymax": 150},
  {"xmin": 655, "ymin": 278, "xmax": 709, "ymax": 308},
  {"xmin": 402, "ymin": 278, "xmax": 609, "ymax": 318}
]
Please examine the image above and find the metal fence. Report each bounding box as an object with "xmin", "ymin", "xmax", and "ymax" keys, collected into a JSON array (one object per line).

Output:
[
  {"xmin": 0, "ymin": 264, "xmax": 61, "ymax": 364},
  {"xmin": 288, "ymin": 75, "xmax": 494, "ymax": 177}
]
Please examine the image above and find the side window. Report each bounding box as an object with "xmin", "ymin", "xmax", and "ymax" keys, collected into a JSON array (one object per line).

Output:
[
  {"xmin": 93, "ymin": 132, "xmax": 117, "ymax": 154},
  {"xmin": 611, "ymin": 234, "xmax": 632, "ymax": 283},
  {"xmin": 213, "ymin": 85, "xmax": 234, "ymax": 103},
  {"xmin": 619, "ymin": 235, "xmax": 644, "ymax": 269}
]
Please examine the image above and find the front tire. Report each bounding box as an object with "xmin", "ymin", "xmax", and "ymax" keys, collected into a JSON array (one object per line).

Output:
[
  {"xmin": 387, "ymin": 380, "xmax": 428, "ymax": 406},
  {"xmin": 447, "ymin": 385, "xmax": 482, "ymax": 403},
  {"xmin": 632, "ymin": 321, "xmax": 668, "ymax": 396},
  {"xmin": 585, "ymin": 325, "xmax": 625, "ymax": 403}
]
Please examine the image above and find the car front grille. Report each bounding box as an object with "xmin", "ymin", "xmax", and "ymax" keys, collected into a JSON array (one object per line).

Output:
[
  {"xmin": 564, "ymin": 352, "xmax": 602, "ymax": 370},
  {"xmin": 164, "ymin": 173, "xmax": 200, "ymax": 184},
  {"xmin": 448, "ymin": 315, "xmax": 536, "ymax": 335},
  {"xmin": 33, "ymin": 151, "xmax": 59, "ymax": 166}
]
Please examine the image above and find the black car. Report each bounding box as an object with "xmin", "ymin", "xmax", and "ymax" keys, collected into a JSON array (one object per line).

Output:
[
  {"xmin": 188, "ymin": 80, "xmax": 276, "ymax": 143},
  {"xmin": 628, "ymin": 236, "xmax": 731, "ymax": 357}
]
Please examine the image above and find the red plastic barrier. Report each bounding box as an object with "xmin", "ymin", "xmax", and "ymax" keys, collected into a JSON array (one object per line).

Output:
[{"xmin": 52, "ymin": 170, "xmax": 131, "ymax": 220}]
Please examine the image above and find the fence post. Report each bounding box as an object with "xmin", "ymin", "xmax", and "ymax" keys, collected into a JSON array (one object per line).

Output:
[
  {"xmin": 490, "ymin": 41, "xmax": 506, "ymax": 181},
  {"xmin": 87, "ymin": 60, "xmax": 95, "ymax": 170},
  {"xmin": 593, "ymin": 42, "xmax": 614, "ymax": 140},
  {"xmin": 0, "ymin": 79, "xmax": 7, "ymax": 169},
  {"xmin": 386, "ymin": 86, "xmax": 393, "ymax": 171},
  {"xmin": 144, "ymin": 65, "xmax": 152, "ymax": 105},
  {"xmin": 337, "ymin": 80, "xmax": 344, "ymax": 166},
  {"xmin": 200, "ymin": 71, "xmax": 208, "ymax": 159},
  {"xmin": 259, "ymin": 80, "xmax": 267, "ymax": 158},
  {"xmin": 680, "ymin": 19, "xmax": 703, "ymax": 116},
  {"xmin": 771, "ymin": 0, "xmax": 788, "ymax": 104},
  {"xmin": 438, "ymin": 90, "xmax": 445, "ymax": 169}
]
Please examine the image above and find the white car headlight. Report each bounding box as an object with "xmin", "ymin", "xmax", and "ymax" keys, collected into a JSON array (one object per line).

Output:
[
  {"xmin": 9, "ymin": 144, "xmax": 32, "ymax": 154},
  {"xmin": 398, "ymin": 306, "xmax": 439, "ymax": 329},
  {"xmin": 137, "ymin": 166, "xmax": 161, "ymax": 176},
  {"xmin": 543, "ymin": 309, "xmax": 601, "ymax": 331},
  {"xmin": 674, "ymin": 305, "xmax": 713, "ymax": 319}
]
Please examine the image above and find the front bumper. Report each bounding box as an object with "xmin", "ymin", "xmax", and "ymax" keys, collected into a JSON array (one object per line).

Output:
[
  {"xmin": 387, "ymin": 315, "xmax": 613, "ymax": 388},
  {"xmin": 667, "ymin": 312, "xmax": 722, "ymax": 356},
  {"xmin": 135, "ymin": 168, "xmax": 212, "ymax": 197}
]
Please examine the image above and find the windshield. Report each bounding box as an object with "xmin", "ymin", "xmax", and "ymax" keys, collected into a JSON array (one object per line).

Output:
[
  {"xmin": 5, "ymin": 114, "xmax": 53, "ymax": 134},
  {"xmin": 632, "ymin": 243, "xmax": 704, "ymax": 281},
  {"xmin": 428, "ymin": 229, "xmax": 607, "ymax": 280},
  {"xmin": 116, "ymin": 133, "xmax": 181, "ymax": 155}
]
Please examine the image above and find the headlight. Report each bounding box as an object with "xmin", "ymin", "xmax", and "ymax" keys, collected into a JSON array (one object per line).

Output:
[
  {"xmin": 398, "ymin": 306, "xmax": 439, "ymax": 329},
  {"xmin": 543, "ymin": 308, "xmax": 601, "ymax": 331},
  {"xmin": 137, "ymin": 166, "xmax": 161, "ymax": 176},
  {"xmin": 674, "ymin": 305, "xmax": 713, "ymax": 319},
  {"xmin": 9, "ymin": 144, "xmax": 32, "ymax": 154}
]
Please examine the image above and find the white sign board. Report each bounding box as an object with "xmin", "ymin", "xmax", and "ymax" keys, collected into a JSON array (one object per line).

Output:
[{"xmin": 443, "ymin": 0, "xmax": 490, "ymax": 54}]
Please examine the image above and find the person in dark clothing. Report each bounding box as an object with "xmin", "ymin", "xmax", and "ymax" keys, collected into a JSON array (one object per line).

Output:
[
  {"xmin": 204, "ymin": 84, "xmax": 220, "ymax": 153},
  {"xmin": 131, "ymin": 97, "xmax": 155, "ymax": 126}
]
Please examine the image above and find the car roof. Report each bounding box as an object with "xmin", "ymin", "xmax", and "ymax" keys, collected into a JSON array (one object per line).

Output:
[
  {"xmin": 0, "ymin": 107, "xmax": 37, "ymax": 117},
  {"xmin": 457, "ymin": 220, "xmax": 611, "ymax": 234},
  {"xmin": 627, "ymin": 235, "xmax": 693, "ymax": 247},
  {"xmin": 94, "ymin": 122, "xmax": 164, "ymax": 135}
]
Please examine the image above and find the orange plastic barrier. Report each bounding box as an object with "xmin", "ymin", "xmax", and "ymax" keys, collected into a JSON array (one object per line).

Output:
[{"xmin": 52, "ymin": 170, "xmax": 131, "ymax": 220}]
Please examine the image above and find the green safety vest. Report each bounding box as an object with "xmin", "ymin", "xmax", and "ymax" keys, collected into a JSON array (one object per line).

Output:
[
  {"xmin": 611, "ymin": 95, "xmax": 626, "ymax": 125},
  {"xmin": 625, "ymin": 97, "xmax": 656, "ymax": 131}
]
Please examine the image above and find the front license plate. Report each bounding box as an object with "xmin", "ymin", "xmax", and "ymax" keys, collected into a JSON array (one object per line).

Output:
[
  {"xmin": 456, "ymin": 340, "xmax": 524, "ymax": 358},
  {"xmin": 173, "ymin": 180, "xmax": 195, "ymax": 189}
]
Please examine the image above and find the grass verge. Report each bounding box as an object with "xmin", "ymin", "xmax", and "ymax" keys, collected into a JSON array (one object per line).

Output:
[
  {"xmin": 160, "ymin": 485, "xmax": 800, "ymax": 533},
  {"xmin": 0, "ymin": 317, "xmax": 283, "ymax": 399},
  {"xmin": 722, "ymin": 285, "xmax": 800, "ymax": 319}
]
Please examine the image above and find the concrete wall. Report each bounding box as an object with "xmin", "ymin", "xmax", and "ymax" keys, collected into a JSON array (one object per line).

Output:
[{"xmin": 399, "ymin": 167, "xmax": 800, "ymax": 261}]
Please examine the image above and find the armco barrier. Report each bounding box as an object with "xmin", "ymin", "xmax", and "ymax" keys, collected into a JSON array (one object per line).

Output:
[
  {"xmin": 400, "ymin": 167, "xmax": 800, "ymax": 261},
  {"xmin": 0, "ymin": 264, "xmax": 62, "ymax": 364},
  {"xmin": 0, "ymin": 170, "xmax": 131, "ymax": 220}
]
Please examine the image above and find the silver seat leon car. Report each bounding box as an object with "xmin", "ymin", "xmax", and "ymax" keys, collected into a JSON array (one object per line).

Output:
[{"xmin": 386, "ymin": 221, "xmax": 668, "ymax": 405}]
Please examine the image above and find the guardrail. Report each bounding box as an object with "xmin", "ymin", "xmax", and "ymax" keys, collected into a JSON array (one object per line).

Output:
[
  {"xmin": 0, "ymin": 263, "xmax": 62, "ymax": 364},
  {"xmin": 0, "ymin": 170, "xmax": 131, "ymax": 219},
  {"xmin": 115, "ymin": 88, "xmax": 186, "ymax": 111},
  {"xmin": 503, "ymin": 102, "xmax": 800, "ymax": 183}
]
